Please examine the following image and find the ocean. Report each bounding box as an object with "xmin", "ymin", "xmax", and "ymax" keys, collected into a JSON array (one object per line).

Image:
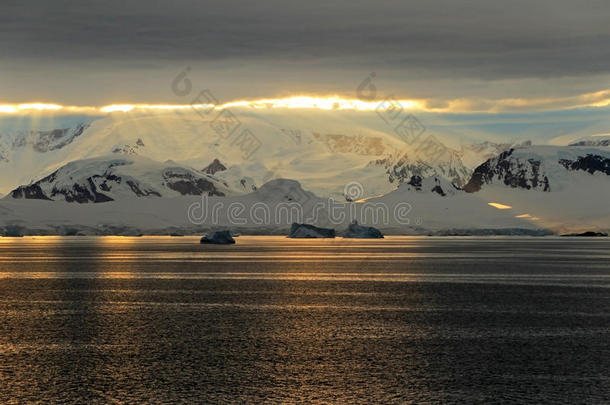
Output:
[{"xmin": 0, "ymin": 236, "xmax": 609, "ymax": 404}]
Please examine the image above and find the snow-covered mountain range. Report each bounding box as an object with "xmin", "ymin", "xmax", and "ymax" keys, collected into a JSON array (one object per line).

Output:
[
  {"xmin": 0, "ymin": 110, "xmax": 516, "ymax": 199},
  {"xmin": 0, "ymin": 110, "xmax": 609, "ymax": 235}
]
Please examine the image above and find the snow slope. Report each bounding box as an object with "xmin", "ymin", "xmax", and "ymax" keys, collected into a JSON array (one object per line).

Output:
[
  {"xmin": 2, "ymin": 144, "xmax": 609, "ymax": 235},
  {"xmin": 0, "ymin": 109, "xmax": 502, "ymax": 198},
  {"xmin": 462, "ymin": 145, "xmax": 610, "ymax": 233},
  {"xmin": 568, "ymin": 134, "xmax": 610, "ymax": 147},
  {"xmin": 1, "ymin": 142, "xmax": 609, "ymax": 235},
  {"xmin": 464, "ymin": 146, "xmax": 610, "ymax": 192},
  {"xmin": 0, "ymin": 177, "xmax": 550, "ymax": 236},
  {"xmin": 7, "ymin": 155, "xmax": 235, "ymax": 203},
  {"xmin": 2, "ymin": 111, "xmax": 609, "ymax": 235}
]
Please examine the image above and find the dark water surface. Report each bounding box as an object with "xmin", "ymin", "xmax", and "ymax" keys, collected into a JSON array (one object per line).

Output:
[{"xmin": 0, "ymin": 236, "xmax": 609, "ymax": 404}]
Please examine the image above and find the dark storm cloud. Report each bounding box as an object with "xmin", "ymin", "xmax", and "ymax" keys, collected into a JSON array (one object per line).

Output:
[{"xmin": 2, "ymin": 0, "xmax": 610, "ymax": 80}]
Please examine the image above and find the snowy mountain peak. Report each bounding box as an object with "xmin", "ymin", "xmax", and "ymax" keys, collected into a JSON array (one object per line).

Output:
[
  {"xmin": 10, "ymin": 123, "xmax": 90, "ymax": 153},
  {"xmin": 202, "ymin": 158, "xmax": 227, "ymax": 175},
  {"xmin": 463, "ymin": 146, "xmax": 610, "ymax": 193},
  {"xmin": 370, "ymin": 148, "xmax": 471, "ymax": 188},
  {"xmin": 8, "ymin": 155, "xmax": 234, "ymax": 203},
  {"xmin": 463, "ymin": 148, "xmax": 550, "ymax": 193},
  {"xmin": 112, "ymin": 138, "xmax": 146, "ymax": 155}
]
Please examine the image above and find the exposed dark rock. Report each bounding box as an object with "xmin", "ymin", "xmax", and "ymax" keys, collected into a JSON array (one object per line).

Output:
[
  {"xmin": 558, "ymin": 154, "xmax": 610, "ymax": 175},
  {"xmin": 288, "ymin": 223, "xmax": 335, "ymax": 238},
  {"xmin": 10, "ymin": 184, "xmax": 52, "ymax": 200},
  {"xmin": 165, "ymin": 179, "xmax": 224, "ymax": 196},
  {"xmin": 163, "ymin": 169, "xmax": 225, "ymax": 196},
  {"xmin": 126, "ymin": 180, "xmax": 161, "ymax": 197},
  {"xmin": 407, "ymin": 175, "xmax": 422, "ymax": 189},
  {"xmin": 58, "ymin": 182, "xmax": 113, "ymax": 203},
  {"xmin": 430, "ymin": 185, "xmax": 446, "ymax": 196},
  {"xmin": 464, "ymin": 149, "xmax": 551, "ymax": 193},
  {"xmin": 202, "ymin": 158, "xmax": 227, "ymax": 175}
]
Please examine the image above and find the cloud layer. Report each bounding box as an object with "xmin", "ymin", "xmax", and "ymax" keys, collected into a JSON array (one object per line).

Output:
[{"xmin": 1, "ymin": 0, "xmax": 609, "ymax": 105}]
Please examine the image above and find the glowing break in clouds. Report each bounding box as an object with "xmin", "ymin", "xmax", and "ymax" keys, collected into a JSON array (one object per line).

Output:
[
  {"xmin": 0, "ymin": 103, "xmax": 63, "ymax": 113},
  {"xmin": 0, "ymin": 97, "xmax": 423, "ymax": 115},
  {"xmin": 0, "ymin": 103, "xmax": 97, "ymax": 114},
  {"xmin": 1, "ymin": 89, "xmax": 610, "ymax": 115},
  {"xmin": 99, "ymin": 97, "xmax": 422, "ymax": 113}
]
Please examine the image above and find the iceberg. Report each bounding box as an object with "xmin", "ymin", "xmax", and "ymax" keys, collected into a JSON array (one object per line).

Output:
[
  {"xmin": 344, "ymin": 220, "xmax": 384, "ymax": 238},
  {"xmin": 560, "ymin": 231, "xmax": 608, "ymax": 237},
  {"xmin": 2, "ymin": 225, "xmax": 24, "ymax": 237},
  {"xmin": 288, "ymin": 223, "xmax": 335, "ymax": 238},
  {"xmin": 200, "ymin": 230, "xmax": 236, "ymax": 244}
]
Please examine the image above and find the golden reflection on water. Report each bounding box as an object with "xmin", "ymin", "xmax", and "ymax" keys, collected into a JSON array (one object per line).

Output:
[
  {"xmin": 1, "ymin": 236, "xmax": 609, "ymax": 284},
  {"xmin": 1, "ymin": 236, "xmax": 610, "ymax": 403}
]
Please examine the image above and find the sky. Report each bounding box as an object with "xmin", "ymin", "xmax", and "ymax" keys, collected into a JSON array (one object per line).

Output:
[{"xmin": 1, "ymin": 0, "xmax": 609, "ymax": 126}]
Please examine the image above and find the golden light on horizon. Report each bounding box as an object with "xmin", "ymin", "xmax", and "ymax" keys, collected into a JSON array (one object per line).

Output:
[
  {"xmin": 99, "ymin": 104, "xmax": 215, "ymax": 113},
  {"xmin": 0, "ymin": 103, "xmax": 97, "ymax": 114},
  {"xmin": 98, "ymin": 97, "xmax": 423, "ymax": 114},
  {"xmin": 0, "ymin": 97, "xmax": 456, "ymax": 116},
  {"xmin": 223, "ymin": 96, "xmax": 423, "ymax": 111},
  {"xmin": 0, "ymin": 103, "xmax": 63, "ymax": 113},
  {"xmin": 0, "ymin": 97, "xmax": 425, "ymax": 116},
  {"xmin": 17, "ymin": 103, "xmax": 62, "ymax": 111},
  {"xmin": 100, "ymin": 104, "xmax": 136, "ymax": 113},
  {"xmin": 1, "ymin": 89, "xmax": 610, "ymax": 115}
]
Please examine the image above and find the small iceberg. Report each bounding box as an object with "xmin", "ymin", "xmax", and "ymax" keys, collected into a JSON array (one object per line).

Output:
[
  {"xmin": 200, "ymin": 230, "xmax": 236, "ymax": 244},
  {"xmin": 3, "ymin": 225, "xmax": 24, "ymax": 237},
  {"xmin": 561, "ymin": 231, "xmax": 608, "ymax": 237},
  {"xmin": 288, "ymin": 223, "xmax": 335, "ymax": 238},
  {"xmin": 344, "ymin": 220, "xmax": 384, "ymax": 238}
]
